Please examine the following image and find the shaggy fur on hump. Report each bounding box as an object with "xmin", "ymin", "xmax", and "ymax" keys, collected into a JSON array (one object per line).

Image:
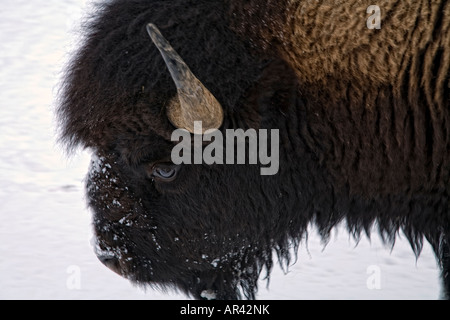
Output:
[{"xmin": 58, "ymin": 0, "xmax": 450, "ymax": 299}]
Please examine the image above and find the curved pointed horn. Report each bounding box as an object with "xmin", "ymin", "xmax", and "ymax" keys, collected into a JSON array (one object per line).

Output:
[{"xmin": 146, "ymin": 23, "xmax": 224, "ymax": 134}]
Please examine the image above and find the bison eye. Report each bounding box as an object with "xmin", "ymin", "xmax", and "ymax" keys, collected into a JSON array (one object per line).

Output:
[{"xmin": 151, "ymin": 163, "xmax": 180, "ymax": 182}]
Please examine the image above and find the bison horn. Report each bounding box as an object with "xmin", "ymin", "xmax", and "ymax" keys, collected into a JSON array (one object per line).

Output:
[{"xmin": 146, "ymin": 23, "xmax": 224, "ymax": 134}]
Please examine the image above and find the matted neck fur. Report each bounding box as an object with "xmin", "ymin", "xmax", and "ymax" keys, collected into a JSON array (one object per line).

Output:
[
  {"xmin": 230, "ymin": 0, "xmax": 449, "ymax": 96},
  {"xmin": 230, "ymin": 0, "xmax": 450, "ymax": 197}
]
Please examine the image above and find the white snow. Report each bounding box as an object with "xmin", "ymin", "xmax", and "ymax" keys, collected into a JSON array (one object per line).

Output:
[
  {"xmin": 201, "ymin": 290, "xmax": 217, "ymax": 301},
  {"xmin": 0, "ymin": 0, "xmax": 442, "ymax": 300}
]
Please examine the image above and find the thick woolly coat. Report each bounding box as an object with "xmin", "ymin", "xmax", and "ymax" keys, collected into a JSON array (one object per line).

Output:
[{"xmin": 58, "ymin": 0, "xmax": 450, "ymax": 299}]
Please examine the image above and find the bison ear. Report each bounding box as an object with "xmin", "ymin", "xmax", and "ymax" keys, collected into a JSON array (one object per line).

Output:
[{"xmin": 146, "ymin": 23, "xmax": 224, "ymax": 134}]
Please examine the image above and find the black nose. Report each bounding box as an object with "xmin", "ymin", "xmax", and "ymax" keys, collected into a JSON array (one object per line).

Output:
[{"xmin": 97, "ymin": 255, "xmax": 122, "ymax": 275}]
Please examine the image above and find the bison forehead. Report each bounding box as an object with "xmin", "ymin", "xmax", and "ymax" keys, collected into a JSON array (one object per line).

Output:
[{"xmin": 58, "ymin": 0, "xmax": 265, "ymax": 152}]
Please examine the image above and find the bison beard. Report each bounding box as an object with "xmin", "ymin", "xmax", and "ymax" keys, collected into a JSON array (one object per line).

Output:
[{"xmin": 58, "ymin": 0, "xmax": 450, "ymax": 299}]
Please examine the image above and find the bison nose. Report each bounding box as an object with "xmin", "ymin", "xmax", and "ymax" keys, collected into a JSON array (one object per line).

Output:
[{"xmin": 97, "ymin": 255, "xmax": 122, "ymax": 275}]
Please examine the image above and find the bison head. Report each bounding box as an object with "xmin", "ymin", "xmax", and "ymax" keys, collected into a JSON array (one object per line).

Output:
[{"xmin": 58, "ymin": 1, "xmax": 315, "ymax": 300}]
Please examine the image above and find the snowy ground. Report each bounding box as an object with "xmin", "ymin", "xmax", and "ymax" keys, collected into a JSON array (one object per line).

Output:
[{"xmin": 0, "ymin": 0, "xmax": 443, "ymax": 300}]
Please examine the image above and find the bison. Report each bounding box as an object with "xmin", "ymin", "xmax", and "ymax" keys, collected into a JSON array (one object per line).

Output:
[{"xmin": 58, "ymin": 0, "xmax": 450, "ymax": 299}]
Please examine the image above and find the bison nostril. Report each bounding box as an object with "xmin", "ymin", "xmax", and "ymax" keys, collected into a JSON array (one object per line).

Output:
[{"xmin": 97, "ymin": 255, "xmax": 122, "ymax": 275}]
